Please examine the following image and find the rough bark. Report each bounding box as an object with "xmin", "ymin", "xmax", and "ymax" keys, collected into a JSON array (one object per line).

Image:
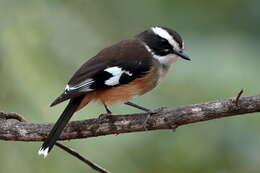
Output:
[{"xmin": 1, "ymin": 94, "xmax": 260, "ymax": 142}]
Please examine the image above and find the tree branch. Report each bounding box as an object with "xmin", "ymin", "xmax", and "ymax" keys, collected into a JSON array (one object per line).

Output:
[
  {"xmin": 0, "ymin": 112, "xmax": 110, "ymax": 173},
  {"xmin": 55, "ymin": 142, "xmax": 110, "ymax": 173},
  {"xmin": 1, "ymin": 94, "xmax": 260, "ymax": 142}
]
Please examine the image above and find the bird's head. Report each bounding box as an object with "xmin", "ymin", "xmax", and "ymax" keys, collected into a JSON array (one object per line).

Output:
[{"xmin": 137, "ymin": 26, "xmax": 190, "ymax": 65}]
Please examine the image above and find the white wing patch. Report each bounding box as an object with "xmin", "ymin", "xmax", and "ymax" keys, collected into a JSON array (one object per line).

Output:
[
  {"xmin": 104, "ymin": 66, "xmax": 132, "ymax": 86},
  {"xmin": 65, "ymin": 79, "xmax": 94, "ymax": 92},
  {"xmin": 152, "ymin": 26, "xmax": 181, "ymax": 51}
]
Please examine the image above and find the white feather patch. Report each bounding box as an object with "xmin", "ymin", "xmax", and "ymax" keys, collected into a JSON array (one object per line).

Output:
[
  {"xmin": 38, "ymin": 147, "xmax": 49, "ymax": 158},
  {"xmin": 65, "ymin": 79, "xmax": 94, "ymax": 92},
  {"xmin": 104, "ymin": 66, "xmax": 132, "ymax": 86},
  {"xmin": 151, "ymin": 26, "xmax": 181, "ymax": 51}
]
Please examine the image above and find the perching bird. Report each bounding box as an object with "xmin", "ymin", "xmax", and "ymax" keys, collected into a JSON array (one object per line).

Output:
[{"xmin": 38, "ymin": 26, "xmax": 190, "ymax": 157}]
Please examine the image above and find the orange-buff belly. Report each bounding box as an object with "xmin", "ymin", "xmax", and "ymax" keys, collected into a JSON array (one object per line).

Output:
[{"xmin": 77, "ymin": 70, "xmax": 159, "ymax": 111}]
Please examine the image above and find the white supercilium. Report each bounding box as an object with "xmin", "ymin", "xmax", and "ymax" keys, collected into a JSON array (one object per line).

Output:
[{"xmin": 151, "ymin": 26, "xmax": 181, "ymax": 51}]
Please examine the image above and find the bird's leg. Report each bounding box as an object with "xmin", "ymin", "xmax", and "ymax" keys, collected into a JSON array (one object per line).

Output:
[
  {"xmin": 124, "ymin": 101, "xmax": 151, "ymax": 112},
  {"xmin": 98, "ymin": 103, "xmax": 113, "ymax": 119},
  {"xmin": 104, "ymin": 104, "xmax": 112, "ymax": 114},
  {"xmin": 124, "ymin": 101, "xmax": 152, "ymax": 130}
]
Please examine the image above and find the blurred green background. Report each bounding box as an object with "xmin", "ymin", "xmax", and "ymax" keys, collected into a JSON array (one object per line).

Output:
[{"xmin": 1, "ymin": 0, "xmax": 260, "ymax": 172}]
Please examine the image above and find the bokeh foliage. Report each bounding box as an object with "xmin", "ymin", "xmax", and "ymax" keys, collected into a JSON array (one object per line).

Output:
[{"xmin": 1, "ymin": 0, "xmax": 260, "ymax": 172}]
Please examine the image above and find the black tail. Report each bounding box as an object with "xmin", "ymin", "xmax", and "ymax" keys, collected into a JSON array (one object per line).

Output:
[{"xmin": 38, "ymin": 96, "xmax": 83, "ymax": 157}]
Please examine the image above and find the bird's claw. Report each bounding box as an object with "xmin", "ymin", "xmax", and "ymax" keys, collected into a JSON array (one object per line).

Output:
[
  {"xmin": 98, "ymin": 113, "xmax": 112, "ymax": 120},
  {"xmin": 143, "ymin": 114, "xmax": 151, "ymax": 131}
]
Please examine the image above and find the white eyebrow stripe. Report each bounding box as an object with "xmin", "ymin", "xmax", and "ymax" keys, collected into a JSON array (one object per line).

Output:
[{"xmin": 151, "ymin": 26, "xmax": 180, "ymax": 51}]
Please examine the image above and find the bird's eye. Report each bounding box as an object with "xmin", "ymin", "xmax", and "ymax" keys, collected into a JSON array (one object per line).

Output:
[
  {"xmin": 163, "ymin": 49, "xmax": 170, "ymax": 53},
  {"xmin": 160, "ymin": 39, "xmax": 167, "ymax": 44}
]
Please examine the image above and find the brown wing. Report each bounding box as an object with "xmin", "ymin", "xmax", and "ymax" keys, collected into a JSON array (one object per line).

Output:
[{"xmin": 50, "ymin": 39, "xmax": 153, "ymax": 106}]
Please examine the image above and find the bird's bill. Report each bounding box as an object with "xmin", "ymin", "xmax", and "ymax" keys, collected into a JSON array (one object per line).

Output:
[{"xmin": 173, "ymin": 50, "xmax": 191, "ymax": 61}]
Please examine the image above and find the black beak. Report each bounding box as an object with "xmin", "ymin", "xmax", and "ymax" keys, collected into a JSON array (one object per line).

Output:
[{"xmin": 173, "ymin": 50, "xmax": 191, "ymax": 61}]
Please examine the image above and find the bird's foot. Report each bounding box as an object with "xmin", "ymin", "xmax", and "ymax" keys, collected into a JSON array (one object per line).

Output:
[
  {"xmin": 143, "ymin": 114, "xmax": 151, "ymax": 131},
  {"xmin": 153, "ymin": 107, "xmax": 167, "ymax": 113},
  {"xmin": 142, "ymin": 107, "xmax": 166, "ymax": 130},
  {"xmin": 98, "ymin": 113, "xmax": 113, "ymax": 120}
]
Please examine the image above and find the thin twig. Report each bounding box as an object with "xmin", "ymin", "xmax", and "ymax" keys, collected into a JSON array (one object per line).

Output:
[
  {"xmin": 235, "ymin": 89, "xmax": 244, "ymax": 106},
  {"xmin": 0, "ymin": 112, "xmax": 110, "ymax": 172},
  {"xmin": 0, "ymin": 112, "xmax": 27, "ymax": 122},
  {"xmin": 55, "ymin": 142, "xmax": 110, "ymax": 173}
]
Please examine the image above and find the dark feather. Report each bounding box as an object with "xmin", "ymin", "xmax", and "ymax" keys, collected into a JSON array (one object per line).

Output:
[
  {"xmin": 40, "ymin": 96, "xmax": 84, "ymax": 154},
  {"xmin": 50, "ymin": 39, "xmax": 153, "ymax": 106}
]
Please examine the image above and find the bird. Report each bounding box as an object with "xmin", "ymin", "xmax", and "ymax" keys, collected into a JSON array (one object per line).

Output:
[{"xmin": 38, "ymin": 26, "xmax": 190, "ymax": 157}]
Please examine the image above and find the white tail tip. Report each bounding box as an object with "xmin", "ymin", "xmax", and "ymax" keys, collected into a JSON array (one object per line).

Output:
[{"xmin": 38, "ymin": 147, "xmax": 49, "ymax": 158}]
